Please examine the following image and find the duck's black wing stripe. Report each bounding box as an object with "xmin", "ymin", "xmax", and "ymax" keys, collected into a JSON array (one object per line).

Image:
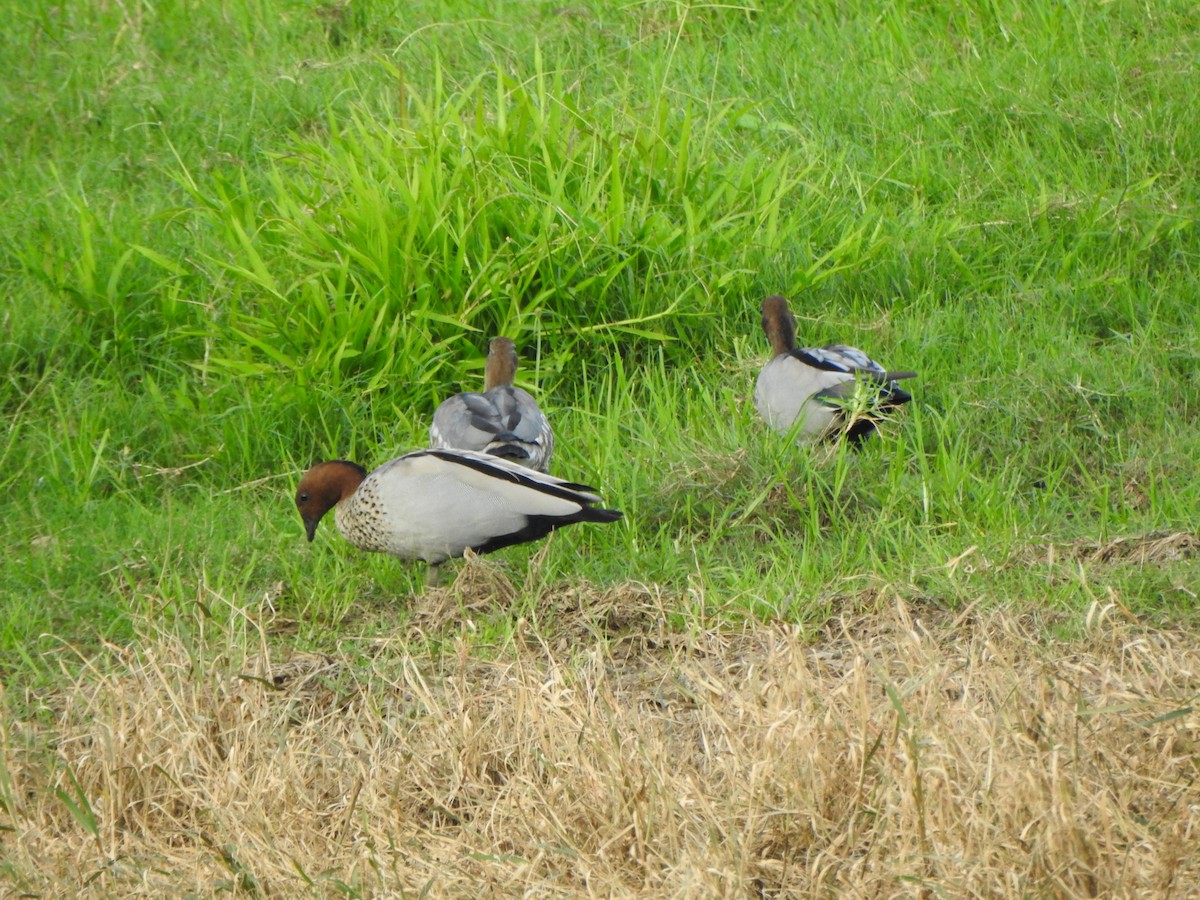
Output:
[
  {"xmin": 471, "ymin": 508, "xmax": 623, "ymax": 556},
  {"xmin": 813, "ymin": 382, "xmax": 858, "ymax": 404},
  {"xmin": 486, "ymin": 444, "xmax": 532, "ymax": 462},
  {"xmin": 881, "ymin": 384, "xmax": 914, "ymax": 407},
  {"xmin": 814, "ymin": 380, "xmax": 914, "ymax": 406},
  {"xmin": 415, "ymin": 449, "xmax": 604, "ymax": 504},
  {"xmin": 789, "ymin": 348, "xmax": 862, "ymax": 374}
]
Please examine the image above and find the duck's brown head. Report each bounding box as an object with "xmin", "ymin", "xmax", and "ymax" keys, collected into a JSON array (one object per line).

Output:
[
  {"xmin": 760, "ymin": 295, "xmax": 798, "ymax": 357},
  {"xmin": 484, "ymin": 337, "xmax": 519, "ymax": 391},
  {"xmin": 295, "ymin": 460, "xmax": 368, "ymax": 541}
]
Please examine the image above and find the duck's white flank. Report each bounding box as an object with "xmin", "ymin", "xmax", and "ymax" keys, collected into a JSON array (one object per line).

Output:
[
  {"xmin": 336, "ymin": 451, "xmax": 600, "ymax": 563},
  {"xmin": 755, "ymin": 354, "xmax": 848, "ymax": 441},
  {"xmin": 429, "ymin": 337, "xmax": 554, "ymax": 472}
]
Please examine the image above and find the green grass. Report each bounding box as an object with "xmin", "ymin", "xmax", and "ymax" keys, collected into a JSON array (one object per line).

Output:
[{"xmin": 3, "ymin": 0, "xmax": 1199, "ymax": 685}]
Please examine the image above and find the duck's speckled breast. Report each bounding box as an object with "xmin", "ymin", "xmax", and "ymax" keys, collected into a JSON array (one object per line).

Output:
[{"xmin": 334, "ymin": 477, "xmax": 396, "ymax": 556}]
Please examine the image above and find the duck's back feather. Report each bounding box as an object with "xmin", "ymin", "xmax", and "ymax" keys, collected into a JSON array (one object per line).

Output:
[{"xmin": 430, "ymin": 387, "xmax": 553, "ymax": 471}]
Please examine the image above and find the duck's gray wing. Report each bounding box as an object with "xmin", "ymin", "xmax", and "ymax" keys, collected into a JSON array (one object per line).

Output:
[
  {"xmin": 781, "ymin": 345, "xmax": 910, "ymax": 436},
  {"xmin": 798, "ymin": 345, "xmax": 914, "ymax": 447},
  {"xmin": 482, "ymin": 386, "xmax": 554, "ymax": 472},
  {"xmin": 430, "ymin": 388, "xmax": 554, "ymax": 472},
  {"xmin": 396, "ymin": 449, "xmax": 620, "ymax": 557},
  {"xmin": 794, "ymin": 344, "xmax": 916, "ymax": 382},
  {"xmin": 430, "ymin": 391, "xmax": 508, "ymax": 453},
  {"xmin": 348, "ymin": 449, "xmax": 620, "ymax": 566},
  {"xmin": 796, "ymin": 344, "xmax": 914, "ymax": 407}
]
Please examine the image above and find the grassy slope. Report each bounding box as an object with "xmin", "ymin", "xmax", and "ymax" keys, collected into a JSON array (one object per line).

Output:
[
  {"xmin": 3, "ymin": 1, "xmax": 1200, "ymax": 894},
  {"xmin": 2, "ymin": 0, "xmax": 1199, "ymax": 681}
]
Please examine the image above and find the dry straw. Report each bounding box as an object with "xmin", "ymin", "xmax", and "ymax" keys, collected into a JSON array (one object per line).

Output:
[{"xmin": 2, "ymin": 586, "xmax": 1197, "ymax": 896}]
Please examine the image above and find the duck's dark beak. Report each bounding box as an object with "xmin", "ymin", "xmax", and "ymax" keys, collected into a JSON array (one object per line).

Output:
[{"xmin": 303, "ymin": 517, "xmax": 319, "ymax": 542}]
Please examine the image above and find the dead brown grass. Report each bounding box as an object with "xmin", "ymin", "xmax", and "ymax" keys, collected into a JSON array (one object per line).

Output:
[
  {"xmin": 2, "ymin": 595, "xmax": 1198, "ymax": 897},
  {"xmin": 1047, "ymin": 531, "xmax": 1200, "ymax": 567}
]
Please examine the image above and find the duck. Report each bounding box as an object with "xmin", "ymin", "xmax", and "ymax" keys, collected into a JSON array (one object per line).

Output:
[
  {"xmin": 295, "ymin": 448, "xmax": 621, "ymax": 586},
  {"xmin": 754, "ymin": 294, "xmax": 916, "ymax": 445},
  {"xmin": 429, "ymin": 337, "xmax": 554, "ymax": 473}
]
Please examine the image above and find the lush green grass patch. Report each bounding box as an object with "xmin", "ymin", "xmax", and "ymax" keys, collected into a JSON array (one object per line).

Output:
[{"xmin": 3, "ymin": 0, "xmax": 1199, "ymax": 685}]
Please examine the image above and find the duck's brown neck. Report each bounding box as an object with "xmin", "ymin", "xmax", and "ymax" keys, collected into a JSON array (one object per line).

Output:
[
  {"xmin": 325, "ymin": 460, "xmax": 367, "ymax": 501},
  {"xmin": 761, "ymin": 296, "xmax": 797, "ymax": 356},
  {"xmin": 484, "ymin": 338, "xmax": 519, "ymax": 390}
]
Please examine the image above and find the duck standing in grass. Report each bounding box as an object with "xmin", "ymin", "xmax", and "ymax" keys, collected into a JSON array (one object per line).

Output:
[
  {"xmin": 754, "ymin": 294, "xmax": 916, "ymax": 445},
  {"xmin": 295, "ymin": 448, "xmax": 620, "ymax": 586},
  {"xmin": 430, "ymin": 337, "xmax": 554, "ymax": 473}
]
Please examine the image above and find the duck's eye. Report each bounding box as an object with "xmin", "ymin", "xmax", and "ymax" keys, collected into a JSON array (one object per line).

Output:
[{"xmin": 298, "ymin": 492, "xmax": 309, "ymax": 503}]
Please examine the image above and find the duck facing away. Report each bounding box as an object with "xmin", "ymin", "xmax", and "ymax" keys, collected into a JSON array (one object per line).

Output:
[
  {"xmin": 295, "ymin": 448, "xmax": 621, "ymax": 585},
  {"xmin": 754, "ymin": 295, "xmax": 916, "ymax": 445},
  {"xmin": 429, "ymin": 337, "xmax": 554, "ymax": 473}
]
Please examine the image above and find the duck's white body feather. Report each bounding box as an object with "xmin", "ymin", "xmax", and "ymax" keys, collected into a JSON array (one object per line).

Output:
[
  {"xmin": 333, "ymin": 449, "xmax": 613, "ymax": 564},
  {"xmin": 754, "ymin": 353, "xmax": 848, "ymax": 442}
]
